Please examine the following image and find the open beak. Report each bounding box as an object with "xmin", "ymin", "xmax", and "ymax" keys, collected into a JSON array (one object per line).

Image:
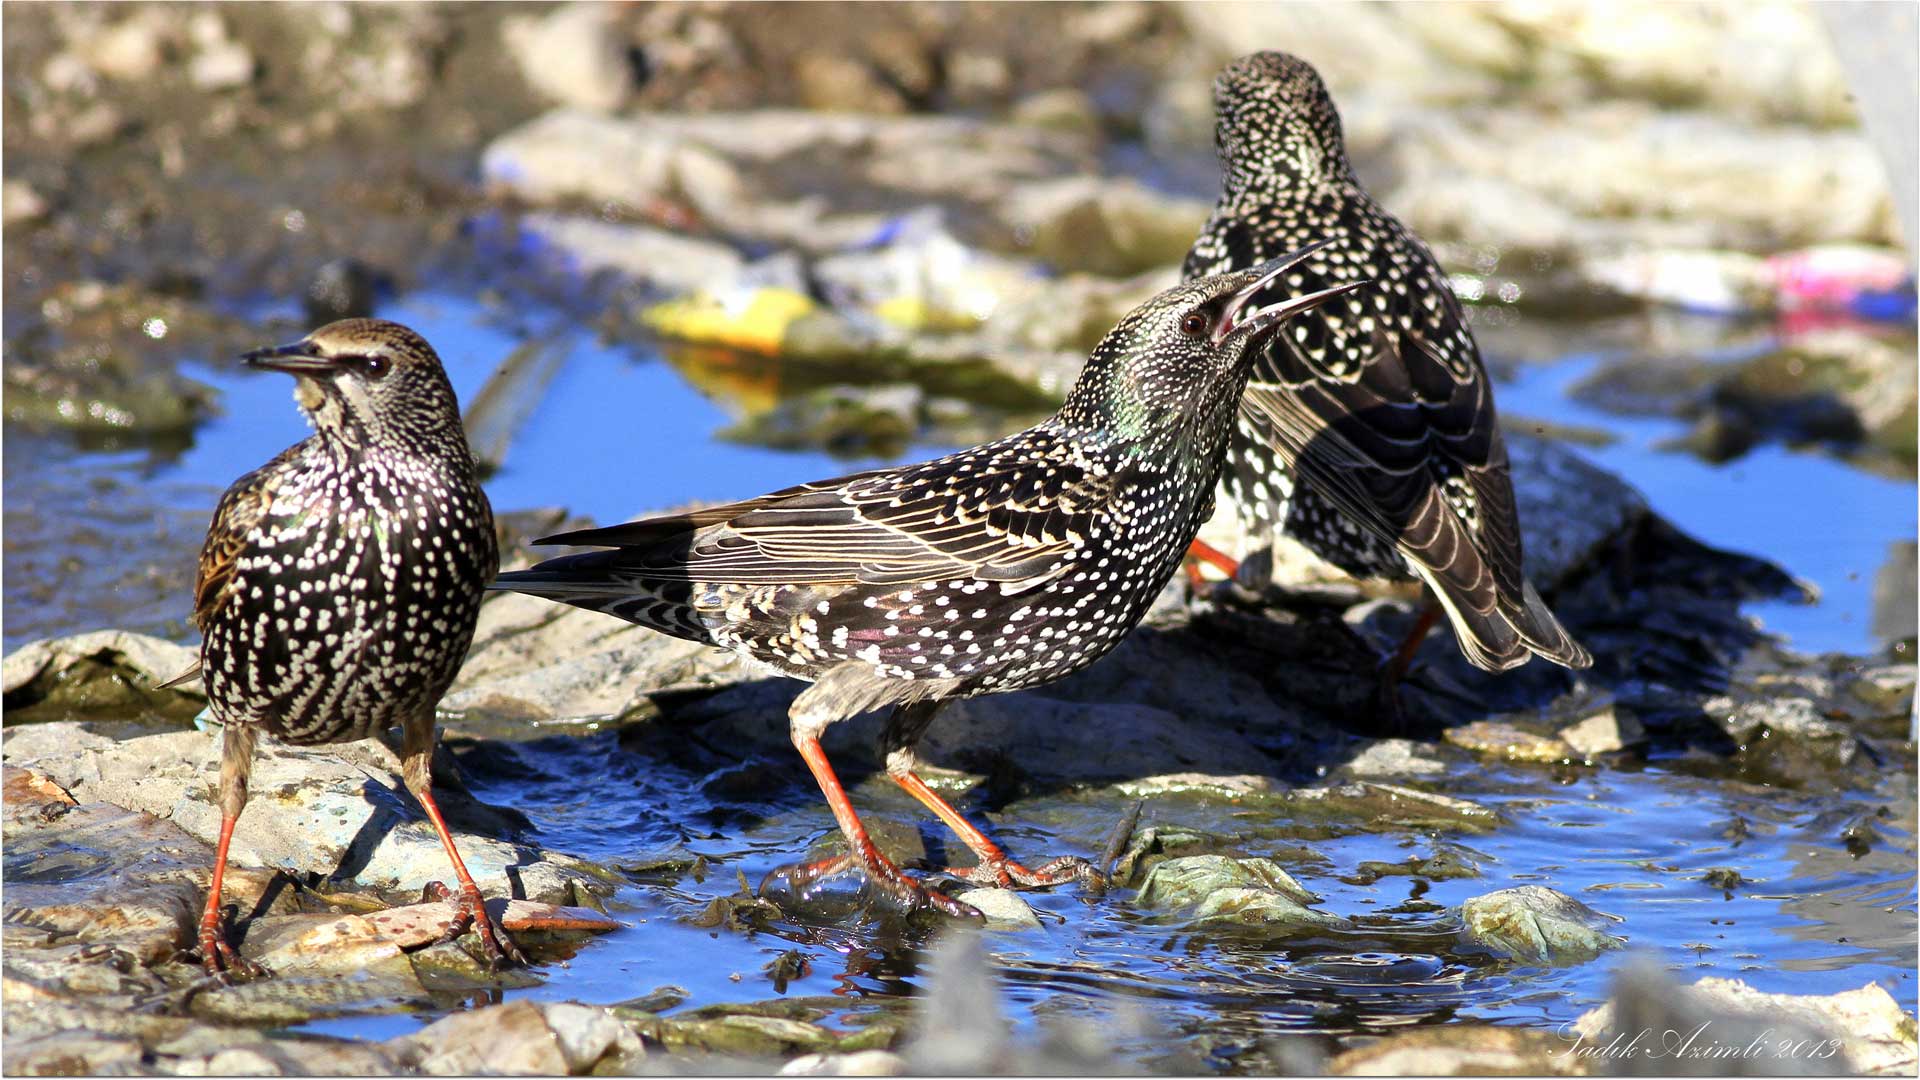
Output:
[
  {"xmin": 1210, "ymin": 238, "xmax": 1369, "ymax": 347},
  {"xmin": 242, "ymin": 340, "xmax": 339, "ymax": 374}
]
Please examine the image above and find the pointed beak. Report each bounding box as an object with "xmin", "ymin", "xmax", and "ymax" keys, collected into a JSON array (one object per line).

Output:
[
  {"xmin": 242, "ymin": 340, "xmax": 338, "ymax": 375},
  {"xmin": 1210, "ymin": 238, "xmax": 1369, "ymax": 347}
]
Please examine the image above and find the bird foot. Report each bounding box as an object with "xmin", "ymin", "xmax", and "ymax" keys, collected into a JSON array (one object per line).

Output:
[
  {"xmin": 764, "ymin": 852, "xmax": 981, "ymax": 922},
  {"xmin": 196, "ymin": 919, "xmax": 268, "ymax": 984},
  {"xmin": 422, "ymin": 880, "xmax": 528, "ymax": 971},
  {"xmin": 943, "ymin": 854, "xmax": 1104, "ymax": 890}
]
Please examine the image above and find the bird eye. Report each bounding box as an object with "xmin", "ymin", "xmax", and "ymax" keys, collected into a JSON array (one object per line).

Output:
[
  {"xmin": 1180, "ymin": 312, "xmax": 1208, "ymax": 337},
  {"xmin": 355, "ymin": 355, "xmax": 390, "ymax": 380}
]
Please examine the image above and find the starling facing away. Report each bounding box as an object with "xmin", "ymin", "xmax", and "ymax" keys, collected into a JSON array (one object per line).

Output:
[
  {"xmin": 175, "ymin": 318, "xmax": 516, "ymax": 978},
  {"xmin": 496, "ymin": 252, "xmax": 1362, "ymax": 917},
  {"xmin": 1184, "ymin": 52, "xmax": 1591, "ymax": 677}
]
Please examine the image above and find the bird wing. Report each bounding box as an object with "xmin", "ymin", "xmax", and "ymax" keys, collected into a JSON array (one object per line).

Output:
[
  {"xmin": 526, "ymin": 429, "xmax": 1118, "ymax": 588},
  {"xmin": 189, "ymin": 467, "xmax": 279, "ymax": 631},
  {"xmin": 1239, "ymin": 278, "xmax": 1535, "ymax": 664}
]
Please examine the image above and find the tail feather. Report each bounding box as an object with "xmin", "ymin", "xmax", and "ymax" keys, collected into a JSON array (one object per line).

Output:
[{"xmin": 1413, "ymin": 565, "xmax": 1591, "ymax": 673}]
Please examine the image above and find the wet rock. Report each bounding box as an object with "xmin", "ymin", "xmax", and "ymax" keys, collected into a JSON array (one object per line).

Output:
[
  {"xmin": 1285, "ymin": 781, "xmax": 1507, "ymax": 835},
  {"xmin": 2, "ymin": 1033, "xmax": 147, "ymax": 1076},
  {"xmin": 780, "ymin": 1049, "xmax": 909, "ymax": 1076},
  {"xmin": 1136, "ymin": 855, "xmax": 1319, "ymax": 909},
  {"xmin": 1009, "ymin": 88, "xmax": 1103, "ymax": 136},
  {"xmin": 387, "ymin": 998, "xmax": 647, "ymax": 1074},
  {"xmin": 504, "ymin": 3, "xmax": 637, "ymax": 112},
  {"xmin": 953, "ymin": 889, "xmax": 1041, "ymax": 930},
  {"xmin": 1572, "ymin": 961, "xmax": 1916, "ymax": 1075},
  {"xmin": 1461, "ymin": 886, "xmax": 1623, "ymax": 966},
  {"xmin": 1112, "ymin": 772, "xmax": 1280, "ymax": 798},
  {"xmin": 2, "ymin": 629, "xmax": 202, "ymax": 723},
  {"xmin": 1352, "ymin": 847, "xmax": 1483, "ymax": 885},
  {"xmin": 5, "ymin": 720, "xmax": 608, "ymax": 907},
  {"xmin": 1559, "ymin": 705, "xmax": 1649, "ymax": 757},
  {"xmin": 1702, "ymin": 692, "xmax": 1864, "ymax": 786},
  {"xmin": 1135, "ymin": 855, "xmax": 1344, "ymax": 937},
  {"xmin": 1329, "ymin": 1025, "xmax": 1590, "ymax": 1076},
  {"xmin": 1340, "ymin": 739, "xmax": 1448, "ymax": 778},
  {"xmin": 1445, "ymin": 719, "xmax": 1578, "ymax": 764}
]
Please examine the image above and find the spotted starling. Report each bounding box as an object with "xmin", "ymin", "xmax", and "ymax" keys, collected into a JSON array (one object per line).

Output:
[
  {"xmin": 497, "ymin": 252, "xmax": 1362, "ymax": 916},
  {"xmin": 1184, "ymin": 52, "xmax": 1591, "ymax": 675},
  {"xmin": 174, "ymin": 318, "xmax": 517, "ymax": 979}
]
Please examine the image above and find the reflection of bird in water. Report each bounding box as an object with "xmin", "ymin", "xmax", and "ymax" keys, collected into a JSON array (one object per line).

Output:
[
  {"xmin": 1184, "ymin": 52, "xmax": 1590, "ymax": 688},
  {"xmin": 497, "ymin": 254, "xmax": 1360, "ymax": 917},
  {"xmin": 174, "ymin": 319, "xmax": 518, "ymax": 979}
]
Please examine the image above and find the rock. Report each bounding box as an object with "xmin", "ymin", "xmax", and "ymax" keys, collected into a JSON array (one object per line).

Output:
[
  {"xmin": 1329, "ymin": 1025, "xmax": 1590, "ymax": 1076},
  {"xmin": 1559, "ymin": 706, "xmax": 1648, "ymax": 757},
  {"xmin": 1701, "ymin": 692, "xmax": 1864, "ymax": 784},
  {"xmin": 1285, "ymin": 781, "xmax": 1506, "ymax": 834},
  {"xmin": 795, "ymin": 54, "xmax": 908, "ymax": 114},
  {"xmin": 1572, "ymin": 961, "xmax": 1915, "ymax": 1075},
  {"xmin": 2, "ymin": 1034, "xmax": 148, "ymax": 1076},
  {"xmin": 2, "ymin": 630, "xmax": 203, "ymax": 722},
  {"xmin": 189, "ymin": 39, "xmax": 254, "ymax": 90},
  {"xmin": 1461, "ymin": 886, "xmax": 1623, "ymax": 966},
  {"xmin": 2, "ymin": 179, "xmax": 49, "ymax": 227},
  {"xmin": 1111, "ymin": 772, "xmax": 1280, "ymax": 798},
  {"xmin": 780, "ymin": 1049, "xmax": 908, "ymax": 1076},
  {"xmin": 1135, "ymin": 855, "xmax": 1344, "ymax": 937},
  {"xmin": 1352, "ymin": 847, "xmax": 1483, "ymax": 885},
  {"xmin": 1444, "ymin": 720, "xmax": 1578, "ymax": 764},
  {"xmin": 511, "ymin": 212, "xmax": 746, "ymax": 295},
  {"xmin": 78, "ymin": 11, "xmax": 169, "ymax": 82},
  {"xmin": 1340, "ymin": 739, "xmax": 1448, "ymax": 778},
  {"xmin": 503, "ymin": 3, "xmax": 636, "ymax": 112},
  {"xmin": 387, "ymin": 999, "xmax": 646, "ymax": 1074},
  {"xmin": 1135, "ymin": 855, "xmax": 1319, "ymax": 909},
  {"xmin": 953, "ymin": 889, "xmax": 1041, "ymax": 930},
  {"xmin": 1009, "ymin": 88, "xmax": 1103, "ymax": 136},
  {"xmin": 1000, "ymin": 176, "xmax": 1210, "ymax": 277},
  {"xmin": 5, "ymin": 721, "xmax": 607, "ymax": 906}
]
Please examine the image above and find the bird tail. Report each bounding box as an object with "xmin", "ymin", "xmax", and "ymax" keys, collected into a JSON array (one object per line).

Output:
[
  {"xmin": 494, "ymin": 556, "xmax": 715, "ymax": 643},
  {"xmin": 1413, "ymin": 565, "xmax": 1592, "ymax": 673}
]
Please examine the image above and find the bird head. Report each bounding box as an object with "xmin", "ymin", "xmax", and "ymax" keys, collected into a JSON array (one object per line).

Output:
[
  {"xmin": 1213, "ymin": 51, "xmax": 1352, "ymax": 199},
  {"xmin": 243, "ymin": 318, "xmax": 468, "ymax": 457},
  {"xmin": 1060, "ymin": 241, "xmax": 1364, "ymax": 448}
]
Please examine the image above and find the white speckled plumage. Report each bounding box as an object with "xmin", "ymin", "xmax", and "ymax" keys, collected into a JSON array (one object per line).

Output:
[
  {"xmin": 1184, "ymin": 51, "xmax": 1590, "ymax": 674},
  {"xmin": 498, "ymin": 262, "xmax": 1359, "ymax": 915}
]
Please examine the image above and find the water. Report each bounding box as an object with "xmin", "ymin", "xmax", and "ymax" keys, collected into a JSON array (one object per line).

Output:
[{"xmin": 5, "ymin": 288, "xmax": 1915, "ymax": 1060}]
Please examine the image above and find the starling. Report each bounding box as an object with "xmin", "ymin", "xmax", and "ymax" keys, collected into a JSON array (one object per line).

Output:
[
  {"xmin": 174, "ymin": 318, "xmax": 517, "ymax": 978},
  {"xmin": 1184, "ymin": 52, "xmax": 1591, "ymax": 676},
  {"xmin": 497, "ymin": 252, "xmax": 1361, "ymax": 916}
]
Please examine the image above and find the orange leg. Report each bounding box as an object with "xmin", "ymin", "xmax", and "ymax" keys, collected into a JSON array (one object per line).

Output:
[
  {"xmin": 1186, "ymin": 538, "xmax": 1242, "ymax": 580},
  {"xmin": 790, "ymin": 732, "xmax": 978, "ymax": 919},
  {"xmin": 1382, "ymin": 600, "xmax": 1442, "ymax": 687},
  {"xmin": 198, "ymin": 810, "xmax": 265, "ymax": 981},
  {"xmin": 889, "ymin": 768, "xmax": 1098, "ymax": 889},
  {"xmin": 413, "ymin": 783, "xmax": 527, "ymax": 969}
]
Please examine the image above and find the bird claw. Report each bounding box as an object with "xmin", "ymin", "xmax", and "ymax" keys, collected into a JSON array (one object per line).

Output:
[
  {"xmin": 944, "ymin": 854, "xmax": 1105, "ymax": 890},
  {"xmin": 196, "ymin": 923, "xmax": 268, "ymax": 984},
  {"xmin": 763, "ymin": 853, "xmax": 981, "ymax": 922},
  {"xmin": 424, "ymin": 879, "xmax": 528, "ymax": 971}
]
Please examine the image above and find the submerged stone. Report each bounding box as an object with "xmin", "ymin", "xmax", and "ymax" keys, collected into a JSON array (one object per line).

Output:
[
  {"xmin": 1461, "ymin": 886, "xmax": 1624, "ymax": 966},
  {"xmin": 1135, "ymin": 855, "xmax": 1320, "ymax": 909},
  {"xmin": 954, "ymin": 888, "xmax": 1042, "ymax": 930},
  {"xmin": 1444, "ymin": 719, "xmax": 1578, "ymax": 764}
]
